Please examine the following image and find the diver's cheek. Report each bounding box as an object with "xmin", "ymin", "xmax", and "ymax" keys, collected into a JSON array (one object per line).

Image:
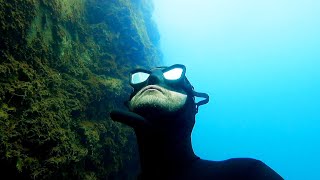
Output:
[{"xmin": 168, "ymin": 92, "xmax": 188, "ymax": 110}]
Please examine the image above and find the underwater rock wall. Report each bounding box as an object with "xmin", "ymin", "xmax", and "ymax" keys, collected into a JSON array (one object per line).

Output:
[{"xmin": 0, "ymin": 0, "xmax": 161, "ymax": 179}]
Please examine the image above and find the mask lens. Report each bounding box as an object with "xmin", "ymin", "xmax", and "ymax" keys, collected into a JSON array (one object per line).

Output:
[
  {"xmin": 163, "ymin": 67, "xmax": 183, "ymax": 80},
  {"xmin": 131, "ymin": 72, "xmax": 150, "ymax": 84}
]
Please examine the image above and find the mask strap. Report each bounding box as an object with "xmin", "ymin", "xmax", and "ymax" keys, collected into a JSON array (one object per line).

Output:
[{"xmin": 192, "ymin": 91, "xmax": 209, "ymax": 113}]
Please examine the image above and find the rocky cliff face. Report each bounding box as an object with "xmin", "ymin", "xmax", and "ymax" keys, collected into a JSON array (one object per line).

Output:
[{"xmin": 0, "ymin": 0, "xmax": 161, "ymax": 179}]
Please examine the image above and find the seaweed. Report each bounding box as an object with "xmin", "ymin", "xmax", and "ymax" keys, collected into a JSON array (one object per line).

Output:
[{"xmin": 0, "ymin": 0, "xmax": 161, "ymax": 179}]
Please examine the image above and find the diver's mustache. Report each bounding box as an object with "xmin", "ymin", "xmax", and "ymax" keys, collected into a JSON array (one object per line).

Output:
[{"xmin": 138, "ymin": 85, "xmax": 165, "ymax": 95}]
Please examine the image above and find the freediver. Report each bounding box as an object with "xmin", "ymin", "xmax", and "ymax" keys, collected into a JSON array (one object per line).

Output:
[{"xmin": 110, "ymin": 64, "xmax": 283, "ymax": 180}]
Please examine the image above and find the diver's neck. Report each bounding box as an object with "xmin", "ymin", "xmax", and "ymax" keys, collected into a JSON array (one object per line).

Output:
[{"xmin": 134, "ymin": 122, "xmax": 198, "ymax": 175}]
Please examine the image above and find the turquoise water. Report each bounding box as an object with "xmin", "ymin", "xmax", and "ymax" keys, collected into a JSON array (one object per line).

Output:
[{"xmin": 153, "ymin": 0, "xmax": 320, "ymax": 179}]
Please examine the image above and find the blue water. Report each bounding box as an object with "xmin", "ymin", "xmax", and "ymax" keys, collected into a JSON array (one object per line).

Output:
[{"xmin": 152, "ymin": 0, "xmax": 320, "ymax": 179}]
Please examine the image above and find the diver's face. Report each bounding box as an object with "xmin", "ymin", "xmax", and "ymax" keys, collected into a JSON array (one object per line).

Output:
[{"xmin": 129, "ymin": 68, "xmax": 188, "ymax": 115}]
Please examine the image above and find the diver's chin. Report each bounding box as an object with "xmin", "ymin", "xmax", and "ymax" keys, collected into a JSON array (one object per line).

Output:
[
  {"xmin": 130, "ymin": 94, "xmax": 171, "ymax": 114},
  {"xmin": 131, "ymin": 103, "xmax": 172, "ymax": 120}
]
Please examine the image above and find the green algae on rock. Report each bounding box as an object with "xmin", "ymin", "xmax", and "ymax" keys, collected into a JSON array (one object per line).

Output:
[{"xmin": 0, "ymin": 0, "xmax": 161, "ymax": 179}]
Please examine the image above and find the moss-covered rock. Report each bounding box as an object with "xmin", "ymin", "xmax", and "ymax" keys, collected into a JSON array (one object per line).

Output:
[{"xmin": 0, "ymin": 0, "xmax": 161, "ymax": 179}]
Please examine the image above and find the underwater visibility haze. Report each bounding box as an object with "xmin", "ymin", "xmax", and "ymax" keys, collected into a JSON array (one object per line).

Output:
[
  {"xmin": 153, "ymin": 0, "xmax": 320, "ymax": 180},
  {"xmin": 1, "ymin": 0, "xmax": 319, "ymax": 179}
]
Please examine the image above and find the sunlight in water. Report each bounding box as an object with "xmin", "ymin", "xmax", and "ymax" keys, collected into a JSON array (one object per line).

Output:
[{"xmin": 153, "ymin": 1, "xmax": 320, "ymax": 179}]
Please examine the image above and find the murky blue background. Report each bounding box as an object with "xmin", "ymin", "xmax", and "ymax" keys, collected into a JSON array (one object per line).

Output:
[{"xmin": 152, "ymin": 0, "xmax": 320, "ymax": 179}]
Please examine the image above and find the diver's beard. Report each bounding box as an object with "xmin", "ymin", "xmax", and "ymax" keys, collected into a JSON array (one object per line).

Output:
[{"xmin": 129, "ymin": 87, "xmax": 187, "ymax": 119}]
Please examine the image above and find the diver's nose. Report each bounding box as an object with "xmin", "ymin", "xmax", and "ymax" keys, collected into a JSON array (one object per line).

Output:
[{"xmin": 147, "ymin": 72, "xmax": 162, "ymax": 85}]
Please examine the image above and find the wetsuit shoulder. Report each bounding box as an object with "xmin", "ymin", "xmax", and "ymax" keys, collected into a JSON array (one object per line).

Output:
[
  {"xmin": 224, "ymin": 158, "xmax": 283, "ymax": 179},
  {"xmin": 179, "ymin": 158, "xmax": 283, "ymax": 180}
]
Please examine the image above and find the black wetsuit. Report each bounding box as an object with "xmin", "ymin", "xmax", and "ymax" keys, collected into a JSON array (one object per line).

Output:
[
  {"xmin": 139, "ymin": 157, "xmax": 283, "ymax": 180},
  {"xmin": 111, "ymin": 110, "xmax": 284, "ymax": 180}
]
